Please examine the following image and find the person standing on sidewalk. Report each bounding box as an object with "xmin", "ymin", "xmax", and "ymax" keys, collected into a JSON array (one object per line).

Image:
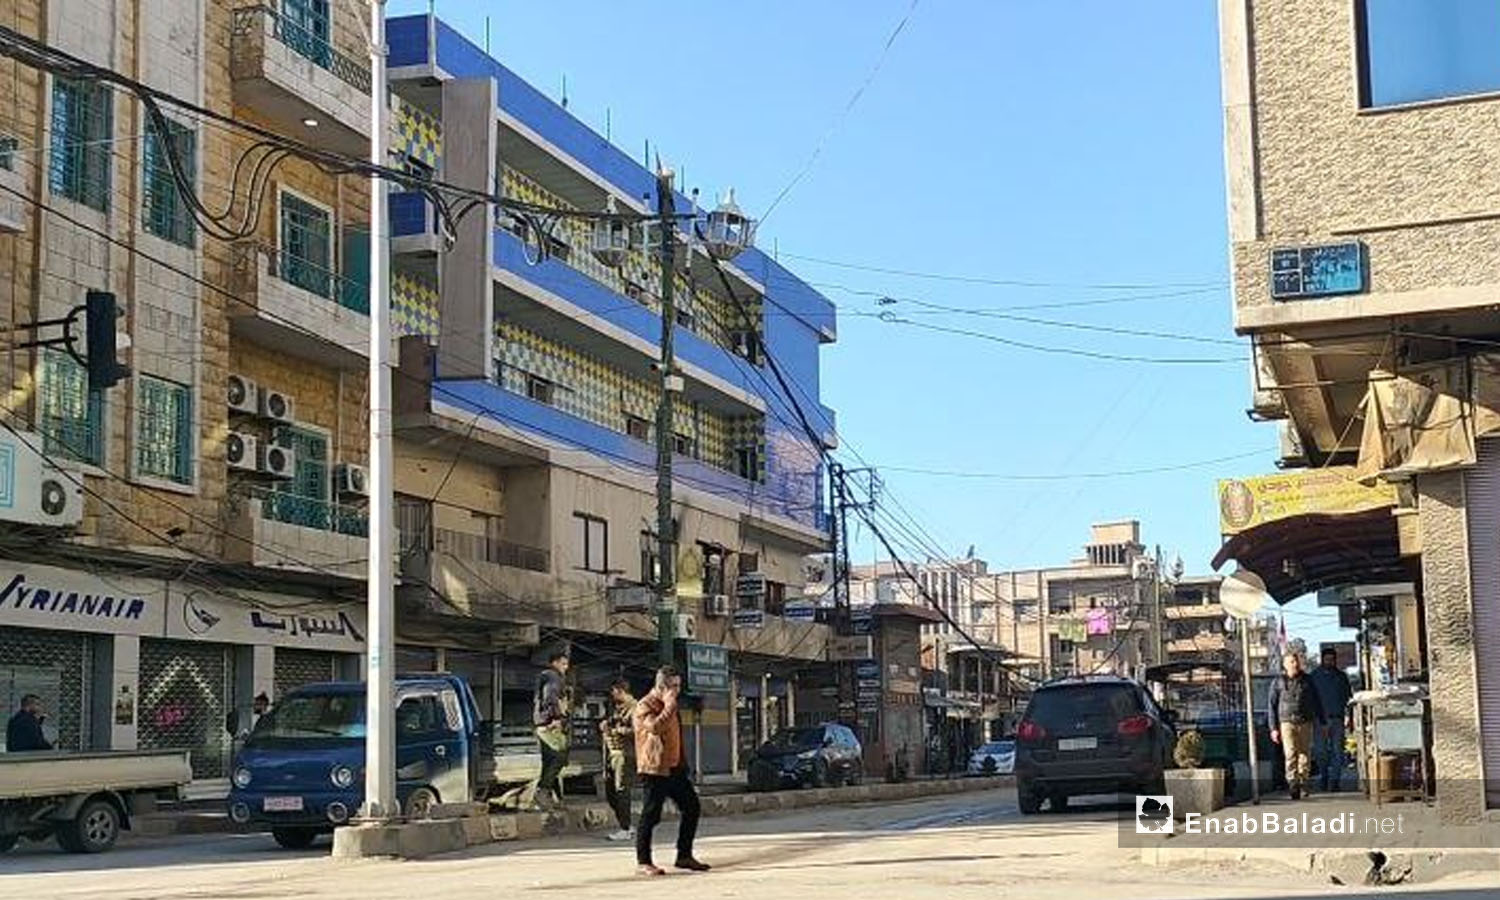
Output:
[
  {"xmin": 6, "ymin": 695, "xmax": 52, "ymax": 752},
  {"xmin": 1310, "ymin": 648, "xmax": 1353, "ymax": 792},
  {"xmin": 601, "ymin": 678, "xmax": 637, "ymax": 842},
  {"xmin": 1267, "ymin": 651, "xmax": 1325, "ymax": 800},
  {"xmin": 526, "ymin": 649, "xmax": 572, "ymax": 810},
  {"xmin": 632, "ymin": 666, "xmax": 708, "ymax": 877}
]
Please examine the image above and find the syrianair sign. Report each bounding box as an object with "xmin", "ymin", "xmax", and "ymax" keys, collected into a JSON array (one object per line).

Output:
[{"xmin": 0, "ymin": 562, "xmax": 164, "ymax": 637}]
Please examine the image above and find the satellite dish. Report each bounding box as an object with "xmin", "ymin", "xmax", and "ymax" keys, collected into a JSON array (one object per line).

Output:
[{"xmin": 1221, "ymin": 568, "xmax": 1268, "ymax": 619}]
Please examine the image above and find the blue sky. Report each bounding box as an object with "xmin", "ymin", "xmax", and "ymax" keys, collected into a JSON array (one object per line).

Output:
[{"xmin": 392, "ymin": 0, "xmax": 1344, "ymax": 646}]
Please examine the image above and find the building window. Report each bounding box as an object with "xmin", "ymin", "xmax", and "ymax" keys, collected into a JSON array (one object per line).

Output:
[
  {"xmin": 268, "ymin": 426, "xmax": 334, "ymax": 529},
  {"xmin": 675, "ymin": 307, "xmax": 696, "ymax": 330},
  {"xmin": 136, "ymin": 376, "xmax": 193, "ymax": 485},
  {"xmin": 575, "ymin": 513, "xmax": 608, "ymax": 573},
  {"xmin": 39, "ymin": 350, "xmax": 104, "ymax": 466},
  {"xmin": 625, "ymin": 414, "xmax": 651, "ymax": 441},
  {"xmin": 279, "ymin": 191, "xmax": 333, "ymax": 298},
  {"xmin": 0, "ymin": 134, "xmax": 17, "ymax": 170},
  {"xmin": 282, "ymin": 0, "xmax": 333, "ymax": 68},
  {"xmin": 142, "ymin": 117, "xmax": 196, "ymax": 246},
  {"xmin": 526, "ymin": 374, "xmax": 555, "ymax": 406},
  {"xmin": 49, "ymin": 77, "xmax": 112, "ymax": 211},
  {"xmin": 700, "ymin": 544, "xmax": 726, "ymax": 598},
  {"xmin": 640, "ymin": 530, "xmax": 660, "ymax": 584},
  {"xmin": 672, "ymin": 432, "xmax": 696, "ymax": 458},
  {"xmin": 734, "ymin": 445, "xmax": 761, "ymax": 482},
  {"xmin": 1356, "ymin": 0, "xmax": 1500, "ymax": 108}
]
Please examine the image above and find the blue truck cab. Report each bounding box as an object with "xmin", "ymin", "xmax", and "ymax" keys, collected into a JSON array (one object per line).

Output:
[{"xmin": 227, "ymin": 674, "xmax": 484, "ymax": 849}]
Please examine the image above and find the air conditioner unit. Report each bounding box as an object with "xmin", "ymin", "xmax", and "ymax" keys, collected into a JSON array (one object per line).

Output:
[
  {"xmin": 227, "ymin": 374, "xmax": 258, "ymax": 415},
  {"xmin": 674, "ymin": 613, "xmax": 698, "ymax": 641},
  {"xmin": 1131, "ymin": 557, "xmax": 1155, "ymax": 580},
  {"xmin": 0, "ymin": 431, "xmax": 83, "ymax": 528},
  {"xmin": 258, "ymin": 388, "xmax": 294, "ymax": 424},
  {"xmin": 226, "ymin": 431, "xmax": 259, "ymax": 472},
  {"xmin": 258, "ymin": 442, "xmax": 295, "ymax": 479},
  {"xmin": 703, "ymin": 594, "xmax": 730, "ymax": 617},
  {"xmin": 334, "ymin": 462, "xmax": 368, "ymax": 497}
]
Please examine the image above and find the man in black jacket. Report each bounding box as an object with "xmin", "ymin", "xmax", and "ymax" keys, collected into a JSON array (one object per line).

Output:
[
  {"xmin": 6, "ymin": 694, "xmax": 53, "ymax": 752},
  {"xmin": 1267, "ymin": 652, "xmax": 1325, "ymax": 800},
  {"xmin": 525, "ymin": 649, "xmax": 572, "ymax": 810}
]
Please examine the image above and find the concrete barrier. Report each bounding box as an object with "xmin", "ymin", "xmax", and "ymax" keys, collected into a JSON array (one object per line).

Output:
[{"xmin": 331, "ymin": 818, "xmax": 469, "ymax": 860}]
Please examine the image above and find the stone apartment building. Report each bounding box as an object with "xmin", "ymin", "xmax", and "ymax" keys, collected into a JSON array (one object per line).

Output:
[
  {"xmin": 0, "ymin": 2, "xmax": 836, "ymax": 784},
  {"xmin": 1216, "ymin": 0, "xmax": 1500, "ymax": 821}
]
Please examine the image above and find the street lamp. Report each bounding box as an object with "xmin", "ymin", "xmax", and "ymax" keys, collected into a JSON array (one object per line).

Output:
[
  {"xmin": 590, "ymin": 196, "xmax": 632, "ymax": 268},
  {"xmin": 701, "ymin": 188, "xmax": 756, "ymax": 260}
]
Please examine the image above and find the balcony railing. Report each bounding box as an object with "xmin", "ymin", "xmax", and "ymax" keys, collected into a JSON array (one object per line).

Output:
[
  {"xmin": 249, "ymin": 242, "xmax": 370, "ymax": 314},
  {"xmin": 434, "ymin": 526, "xmax": 550, "ymax": 574},
  {"xmin": 231, "ymin": 4, "xmax": 372, "ymax": 94},
  {"xmin": 250, "ymin": 486, "xmax": 369, "ymax": 538}
]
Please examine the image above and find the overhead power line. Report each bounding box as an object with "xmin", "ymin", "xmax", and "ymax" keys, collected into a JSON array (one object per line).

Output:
[
  {"xmin": 780, "ymin": 251, "xmax": 1228, "ymax": 291},
  {"xmin": 875, "ymin": 448, "xmax": 1274, "ymax": 480},
  {"xmin": 875, "ymin": 314, "xmax": 1248, "ymax": 365}
]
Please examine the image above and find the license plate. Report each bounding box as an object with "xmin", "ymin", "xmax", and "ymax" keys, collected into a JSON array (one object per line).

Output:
[
  {"xmin": 1057, "ymin": 737, "xmax": 1097, "ymax": 751},
  {"xmin": 264, "ymin": 796, "xmax": 304, "ymax": 812}
]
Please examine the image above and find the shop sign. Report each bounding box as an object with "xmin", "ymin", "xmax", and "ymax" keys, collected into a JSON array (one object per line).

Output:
[
  {"xmin": 782, "ymin": 602, "xmax": 817, "ymax": 623},
  {"xmin": 1218, "ymin": 467, "xmax": 1396, "ymax": 536},
  {"xmin": 888, "ymin": 678, "xmax": 921, "ymax": 695},
  {"xmin": 854, "ymin": 660, "xmax": 881, "ymax": 680},
  {"xmin": 829, "ymin": 635, "xmax": 873, "ymax": 661},
  {"xmin": 732, "ymin": 608, "xmax": 765, "ymax": 629},
  {"xmin": 1270, "ymin": 241, "xmax": 1366, "ymax": 301},
  {"xmin": 735, "ymin": 574, "xmax": 766, "ymax": 602},
  {"xmin": 0, "ymin": 561, "xmax": 165, "ymax": 638},
  {"xmin": 684, "ymin": 642, "xmax": 729, "ymax": 694},
  {"xmin": 851, "ymin": 608, "xmax": 873, "ymax": 635},
  {"xmin": 165, "ymin": 587, "xmax": 365, "ymax": 652}
]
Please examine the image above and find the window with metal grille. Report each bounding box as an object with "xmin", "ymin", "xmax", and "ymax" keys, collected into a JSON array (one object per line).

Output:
[
  {"xmin": 279, "ymin": 191, "xmax": 333, "ymax": 298},
  {"xmin": 282, "ymin": 0, "xmax": 333, "ymax": 68},
  {"xmin": 136, "ymin": 376, "xmax": 193, "ymax": 484},
  {"xmin": 0, "ymin": 133, "xmax": 17, "ymax": 170},
  {"xmin": 270, "ymin": 426, "xmax": 331, "ymax": 529},
  {"xmin": 526, "ymin": 374, "xmax": 555, "ymax": 406},
  {"xmin": 142, "ymin": 117, "xmax": 196, "ymax": 246},
  {"xmin": 39, "ymin": 350, "xmax": 104, "ymax": 466},
  {"xmin": 49, "ymin": 77, "xmax": 112, "ymax": 211}
]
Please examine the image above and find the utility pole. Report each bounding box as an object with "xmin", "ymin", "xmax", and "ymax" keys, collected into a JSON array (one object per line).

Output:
[
  {"xmin": 655, "ymin": 169, "xmax": 679, "ymax": 666},
  {"xmin": 1152, "ymin": 544, "xmax": 1164, "ymax": 667},
  {"xmin": 829, "ymin": 463, "xmax": 855, "ymax": 726},
  {"xmin": 362, "ymin": 0, "xmax": 397, "ymax": 822}
]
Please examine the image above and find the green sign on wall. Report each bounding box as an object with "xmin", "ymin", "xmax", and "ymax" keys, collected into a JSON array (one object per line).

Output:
[{"xmin": 685, "ymin": 642, "xmax": 729, "ymax": 694}]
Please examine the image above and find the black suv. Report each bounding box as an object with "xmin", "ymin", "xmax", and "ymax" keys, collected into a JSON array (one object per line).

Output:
[
  {"xmin": 747, "ymin": 723, "xmax": 863, "ymax": 791},
  {"xmin": 1013, "ymin": 675, "xmax": 1176, "ymax": 814}
]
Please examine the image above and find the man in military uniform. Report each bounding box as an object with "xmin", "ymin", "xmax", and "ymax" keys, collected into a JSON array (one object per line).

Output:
[{"xmin": 601, "ymin": 678, "xmax": 638, "ymax": 841}]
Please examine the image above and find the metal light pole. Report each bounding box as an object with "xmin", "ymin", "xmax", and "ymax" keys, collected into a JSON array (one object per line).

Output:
[
  {"xmin": 654, "ymin": 170, "xmax": 679, "ymax": 666},
  {"xmin": 1152, "ymin": 544, "xmax": 1164, "ymax": 667},
  {"xmin": 362, "ymin": 0, "xmax": 397, "ymax": 822}
]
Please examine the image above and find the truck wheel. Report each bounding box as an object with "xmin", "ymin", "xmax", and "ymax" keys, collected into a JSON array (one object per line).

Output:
[
  {"xmin": 271, "ymin": 827, "xmax": 319, "ymax": 850},
  {"xmin": 65, "ymin": 799, "xmax": 121, "ymax": 853}
]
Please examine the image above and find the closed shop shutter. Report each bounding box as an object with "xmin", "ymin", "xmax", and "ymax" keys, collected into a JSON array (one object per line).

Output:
[
  {"xmin": 139, "ymin": 639, "xmax": 233, "ymax": 779},
  {"xmin": 1465, "ymin": 439, "xmax": 1500, "ymax": 809},
  {"xmin": 274, "ymin": 648, "xmax": 340, "ymax": 699},
  {"xmin": 0, "ymin": 628, "xmax": 90, "ymax": 751}
]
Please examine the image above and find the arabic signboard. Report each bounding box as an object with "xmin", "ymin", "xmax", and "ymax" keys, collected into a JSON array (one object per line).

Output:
[
  {"xmin": 1270, "ymin": 241, "xmax": 1366, "ymax": 301},
  {"xmin": 1218, "ymin": 467, "xmax": 1397, "ymax": 536},
  {"xmin": 735, "ymin": 574, "xmax": 766, "ymax": 601},
  {"xmin": 854, "ymin": 660, "xmax": 881, "ymax": 680},
  {"xmin": 782, "ymin": 602, "xmax": 817, "ymax": 623},
  {"xmin": 829, "ymin": 635, "xmax": 873, "ymax": 661},
  {"xmin": 607, "ymin": 584, "xmax": 653, "ymax": 614},
  {"xmin": 0, "ymin": 561, "xmax": 166, "ymax": 638},
  {"xmin": 851, "ymin": 608, "xmax": 873, "ymax": 636},
  {"xmin": 732, "ymin": 608, "xmax": 765, "ymax": 629},
  {"xmin": 684, "ymin": 642, "xmax": 729, "ymax": 694},
  {"xmin": 166, "ymin": 587, "xmax": 365, "ymax": 652}
]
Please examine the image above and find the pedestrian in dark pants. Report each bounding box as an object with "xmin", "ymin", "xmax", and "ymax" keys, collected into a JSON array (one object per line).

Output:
[
  {"xmin": 525, "ymin": 649, "xmax": 571, "ymax": 810},
  {"xmin": 1310, "ymin": 648, "xmax": 1353, "ymax": 792},
  {"xmin": 601, "ymin": 678, "xmax": 637, "ymax": 842},
  {"xmin": 632, "ymin": 666, "xmax": 708, "ymax": 877},
  {"xmin": 5, "ymin": 694, "xmax": 52, "ymax": 752}
]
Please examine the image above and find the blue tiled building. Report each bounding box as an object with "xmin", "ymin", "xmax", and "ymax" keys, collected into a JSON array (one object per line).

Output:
[{"xmin": 384, "ymin": 15, "xmax": 838, "ymax": 772}]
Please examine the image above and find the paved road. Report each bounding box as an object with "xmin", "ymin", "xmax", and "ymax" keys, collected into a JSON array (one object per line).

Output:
[{"xmin": 2, "ymin": 791, "xmax": 1496, "ymax": 900}]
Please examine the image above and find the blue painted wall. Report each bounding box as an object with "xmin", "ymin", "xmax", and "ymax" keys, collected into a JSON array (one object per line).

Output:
[{"xmin": 389, "ymin": 13, "xmax": 835, "ymax": 532}]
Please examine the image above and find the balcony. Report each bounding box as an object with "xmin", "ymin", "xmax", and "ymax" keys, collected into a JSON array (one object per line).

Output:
[
  {"xmin": 223, "ymin": 488, "xmax": 369, "ymax": 580},
  {"xmin": 229, "ymin": 5, "xmax": 372, "ymax": 157},
  {"xmin": 229, "ymin": 242, "xmax": 370, "ymax": 365}
]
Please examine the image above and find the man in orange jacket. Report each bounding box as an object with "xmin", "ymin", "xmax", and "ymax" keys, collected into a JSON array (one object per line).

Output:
[{"xmin": 631, "ymin": 665, "xmax": 709, "ymax": 877}]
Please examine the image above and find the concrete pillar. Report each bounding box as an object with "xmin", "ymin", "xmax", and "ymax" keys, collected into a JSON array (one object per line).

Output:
[
  {"xmin": 729, "ymin": 677, "xmax": 740, "ymax": 774},
  {"xmin": 760, "ymin": 674, "xmax": 770, "ymax": 745},
  {"xmin": 1416, "ymin": 471, "xmax": 1485, "ymax": 824},
  {"xmin": 434, "ymin": 647, "xmax": 447, "ymax": 673},
  {"xmin": 787, "ymin": 675, "xmax": 797, "ymax": 725},
  {"xmin": 92, "ymin": 635, "xmax": 140, "ymax": 750}
]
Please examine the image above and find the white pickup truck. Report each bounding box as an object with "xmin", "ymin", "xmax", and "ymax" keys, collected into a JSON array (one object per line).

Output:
[{"xmin": 0, "ymin": 750, "xmax": 192, "ymax": 853}]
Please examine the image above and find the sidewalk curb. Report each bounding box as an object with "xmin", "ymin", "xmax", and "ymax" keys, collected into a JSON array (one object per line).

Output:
[{"xmin": 1138, "ymin": 843, "xmax": 1500, "ymax": 885}]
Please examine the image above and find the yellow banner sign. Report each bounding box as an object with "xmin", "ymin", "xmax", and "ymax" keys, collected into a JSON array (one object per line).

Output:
[{"xmin": 1218, "ymin": 467, "xmax": 1396, "ymax": 535}]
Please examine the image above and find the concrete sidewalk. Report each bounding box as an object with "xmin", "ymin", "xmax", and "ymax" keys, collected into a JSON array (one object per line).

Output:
[{"xmin": 1136, "ymin": 792, "xmax": 1500, "ymax": 885}]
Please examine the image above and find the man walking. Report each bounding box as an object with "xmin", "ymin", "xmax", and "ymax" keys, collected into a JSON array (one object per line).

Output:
[
  {"xmin": 6, "ymin": 694, "xmax": 53, "ymax": 752},
  {"xmin": 1310, "ymin": 647, "xmax": 1353, "ymax": 792},
  {"xmin": 526, "ymin": 649, "xmax": 572, "ymax": 810},
  {"xmin": 1268, "ymin": 651, "xmax": 1325, "ymax": 800},
  {"xmin": 632, "ymin": 666, "xmax": 708, "ymax": 877},
  {"xmin": 601, "ymin": 678, "xmax": 637, "ymax": 842}
]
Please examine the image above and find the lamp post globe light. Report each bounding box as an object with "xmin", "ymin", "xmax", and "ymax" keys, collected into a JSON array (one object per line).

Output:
[
  {"xmin": 702, "ymin": 187, "xmax": 756, "ymax": 260},
  {"xmin": 590, "ymin": 196, "xmax": 633, "ymax": 268}
]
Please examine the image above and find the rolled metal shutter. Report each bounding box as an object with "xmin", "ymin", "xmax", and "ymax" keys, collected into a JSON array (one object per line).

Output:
[
  {"xmin": 1465, "ymin": 439, "xmax": 1500, "ymax": 808},
  {"xmin": 0, "ymin": 628, "xmax": 90, "ymax": 751},
  {"xmin": 139, "ymin": 639, "xmax": 233, "ymax": 779},
  {"xmin": 274, "ymin": 648, "xmax": 339, "ymax": 699}
]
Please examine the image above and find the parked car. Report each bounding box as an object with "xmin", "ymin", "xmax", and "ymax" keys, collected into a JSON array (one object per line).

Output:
[
  {"xmin": 1013, "ymin": 675, "xmax": 1176, "ymax": 814},
  {"xmin": 968, "ymin": 740, "xmax": 1015, "ymax": 776},
  {"xmin": 228, "ymin": 674, "xmax": 484, "ymax": 849},
  {"xmin": 747, "ymin": 723, "xmax": 863, "ymax": 791},
  {"xmin": 0, "ymin": 749, "xmax": 191, "ymax": 854}
]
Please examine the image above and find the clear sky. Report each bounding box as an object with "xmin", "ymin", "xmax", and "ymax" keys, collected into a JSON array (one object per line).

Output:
[{"xmin": 390, "ymin": 0, "xmax": 1345, "ymax": 647}]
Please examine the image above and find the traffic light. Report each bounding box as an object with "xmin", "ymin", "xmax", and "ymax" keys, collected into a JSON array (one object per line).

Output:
[{"xmin": 84, "ymin": 290, "xmax": 130, "ymax": 391}]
